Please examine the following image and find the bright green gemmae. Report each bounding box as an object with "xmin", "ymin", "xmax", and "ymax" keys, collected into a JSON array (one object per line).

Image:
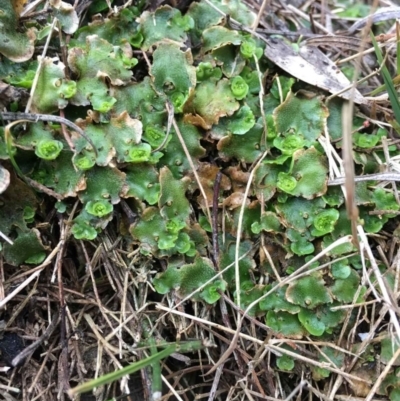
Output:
[{"xmin": 85, "ymin": 200, "xmax": 113, "ymax": 217}]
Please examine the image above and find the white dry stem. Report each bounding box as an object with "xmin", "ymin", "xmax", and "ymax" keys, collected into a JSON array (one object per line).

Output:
[
  {"xmin": 0, "ymin": 240, "xmax": 63, "ymax": 309},
  {"xmin": 155, "ymin": 249, "xmax": 252, "ymax": 325},
  {"xmin": 84, "ymin": 314, "xmax": 130, "ymax": 396},
  {"xmin": 326, "ymin": 64, "xmax": 383, "ymax": 102},
  {"xmin": 161, "ymin": 375, "xmax": 184, "ymax": 401},
  {"xmin": 283, "ymin": 380, "xmax": 308, "ymax": 401},
  {"xmin": 156, "ymin": 304, "xmax": 372, "ymax": 384},
  {"xmin": 25, "ymin": 17, "xmax": 58, "ymax": 113},
  {"xmin": 167, "ymin": 104, "xmax": 212, "ymax": 225},
  {"xmin": 364, "ymin": 345, "xmax": 400, "ymax": 401},
  {"xmin": 208, "ymin": 364, "xmax": 224, "ymax": 401},
  {"xmin": 0, "ymin": 230, "xmax": 13, "ymax": 245},
  {"xmin": 235, "ymin": 150, "xmax": 268, "ymax": 309},
  {"xmin": 0, "ymin": 383, "xmax": 19, "ymax": 392},
  {"xmin": 358, "ymin": 226, "xmax": 400, "ymax": 342},
  {"xmin": 337, "ymin": 36, "xmax": 397, "ymax": 65},
  {"xmin": 251, "ymin": 0, "xmax": 270, "ymax": 31},
  {"xmin": 253, "ymin": 54, "xmax": 267, "ymax": 142},
  {"xmin": 20, "ymin": 0, "xmax": 46, "ymax": 17},
  {"xmin": 241, "ymin": 235, "xmax": 353, "ymax": 320}
]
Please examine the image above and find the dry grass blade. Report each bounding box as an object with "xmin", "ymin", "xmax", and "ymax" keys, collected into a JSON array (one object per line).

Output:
[
  {"xmin": 0, "ymin": 240, "xmax": 63, "ymax": 309},
  {"xmin": 346, "ymin": 6, "xmax": 400, "ymax": 34},
  {"xmin": 341, "ymin": 101, "xmax": 359, "ymax": 249},
  {"xmin": 358, "ymin": 226, "xmax": 400, "ymax": 341},
  {"xmin": 24, "ymin": 17, "xmax": 57, "ymax": 114},
  {"xmin": 0, "ymin": 229, "xmax": 13, "ymax": 245},
  {"xmin": 11, "ymin": 311, "xmax": 59, "ymax": 367}
]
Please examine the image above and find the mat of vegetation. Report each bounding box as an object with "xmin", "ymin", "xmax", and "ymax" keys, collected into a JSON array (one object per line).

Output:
[{"xmin": 1, "ymin": 0, "xmax": 400, "ymax": 400}]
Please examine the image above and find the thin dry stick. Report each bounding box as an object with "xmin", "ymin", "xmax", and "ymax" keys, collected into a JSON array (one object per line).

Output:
[
  {"xmin": 83, "ymin": 315, "xmax": 130, "ymax": 395},
  {"xmin": 337, "ymin": 36, "xmax": 397, "ymax": 64},
  {"xmin": 382, "ymin": 136, "xmax": 400, "ymax": 204},
  {"xmin": 27, "ymin": 339, "xmax": 57, "ymax": 393},
  {"xmin": 166, "ymin": 103, "xmax": 212, "ymax": 225},
  {"xmin": 205, "ymin": 235, "xmax": 352, "ymax": 375},
  {"xmin": 365, "ymin": 346, "xmax": 400, "ymax": 401},
  {"xmin": 79, "ymin": 241, "xmax": 122, "ymax": 338},
  {"xmin": 0, "ymin": 240, "xmax": 63, "ymax": 309},
  {"xmin": 83, "ymin": 314, "xmax": 126, "ymax": 355},
  {"xmin": 287, "ymin": 4, "xmax": 331, "ymax": 34},
  {"xmin": 11, "ymin": 310, "xmax": 60, "ymax": 367},
  {"xmin": 266, "ymin": 344, "xmax": 370, "ymax": 384},
  {"xmin": 56, "ymin": 220, "xmax": 70, "ymax": 395},
  {"xmin": 253, "ymin": 53, "xmax": 267, "ymax": 144},
  {"xmin": 326, "ymin": 65, "xmax": 383, "ymax": 102},
  {"xmin": 161, "ymin": 374, "xmax": 184, "ymax": 401},
  {"xmin": 157, "ymin": 304, "xmax": 372, "ymax": 384},
  {"xmin": 235, "ymin": 150, "xmax": 268, "ymax": 308},
  {"xmin": 342, "ymin": 101, "xmax": 359, "ymax": 248},
  {"xmin": 1, "ymin": 112, "xmax": 97, "ymax": 155},
  {"xmin": 341, "ymin": 0, "xmax": 379, "ymax": 252},
  {"xmin": 208, "ymin": 364, "xmax": 224, "ymax": 401},
  {"xmin": 251, "ymin": 0, "xmax": 270, "ymax": 33},
  {"xmin": 25, "ymin": 17, "xmax": 57, "ymax": 114},
  {"xmin": 0, "ymin": 230, "xmax": 13, "ymax": 245},
  {"xmin": 283, "ymin": 380, "xmax": 308, "ymax": 401},
  {"xmin": 212, "ymin": 170, "xmax": 222, "ymax": 267},
  {"xmin": 329, "ymin": 303, "xmax": 391, "ymax": 398},
  {"xmin": 328, "ymin": 172, "xmax": 400, "ymax": 185},
  {"xmin": 358, "ymin": 226, "xmax": 400, "ymax": 341},
  {"xmin": 20, "ymin": 0, "xmax": 46, "ymax": 17}
]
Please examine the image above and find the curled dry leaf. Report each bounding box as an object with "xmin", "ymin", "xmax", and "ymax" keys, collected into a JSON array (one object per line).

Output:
[
  {"xmin": 0, "ymin": 165, "xmax": 10, "ymax": 194},
  {"xmin": 264, "ymin": 37, "xmax": 367, "ymax": 104}
]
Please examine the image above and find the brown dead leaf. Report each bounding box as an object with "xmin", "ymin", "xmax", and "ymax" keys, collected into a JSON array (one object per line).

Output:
[
  {"xmin": 196, "ymin": 164, "xmax": 230, "ymax": 207},
  {"xmin": 224, "ymin": 166, "xmax": 250, "ymax": 193},
  {"xmin": 11, "ymin": 0, "xmax": 28, "ymax": 16},
  {"xmin": 223, "ymin": 192, "xmax": 249, "ymax": 210}
]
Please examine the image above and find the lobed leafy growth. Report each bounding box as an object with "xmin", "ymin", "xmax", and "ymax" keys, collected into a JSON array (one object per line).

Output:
[{"xmin": 0, "ymin": 0, "xmax": 398, "ymax": 384}]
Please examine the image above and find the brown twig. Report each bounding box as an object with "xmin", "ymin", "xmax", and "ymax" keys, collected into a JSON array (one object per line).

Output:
[
  {"xmin": 212, "ymin": 171, "xmax": 222, "ymax": 268},
  {"xmin": 11, "ymin": 310, "xmax": 60, "ymax": 367}
]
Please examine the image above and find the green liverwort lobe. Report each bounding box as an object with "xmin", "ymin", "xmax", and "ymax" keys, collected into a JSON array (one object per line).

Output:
[
  {"xmin": 144, "ymin": 125, "xmax": 165, "ymax": 148},
  {"xmin": 277, "ymin": 172, "xmax": 297, "ymax": 193},
  {"xmin": 170, "ymin": 91, "xmax": 186, "ymax": 113},
  {"xmin": 74, "ymin": 154, "xmax": 96, "ymax": 170},
  {"xmin": 197, "ymin": 62, "xmax": 214, "ymax": 81},
  {"xmin": 240, "ymin": 39, "xmax": 257, "ymax": 59},
  {"xmin": 85, "ymin": 200, "xmax": 113, "ymax": 218},
  {"xmin": 313, "ymin": 209, "xmax": 339, "ymax": 235},
  {"xmin": 130, "ymin": 31, "xmax": 143, "ymax": 48},
  {"xmin": 71, "ymin": 222, "xmax": 97, "ymax": 240},
  {"xmin": 195, "ymin": 62, "xmax": 222, "ymax": 81},
  {"xmin": 166, "ymin": 218, "xmax": 186, "ymax": 235},
  {"xmin": 35, "ymin": 139, "xmax": 63, "ymax": 160},
  {"xmin": 127, "ymin": 143, "xmax": 152, "ymax": 163},
  {"xmin": 230, "ymin": 76, "xmax": 249, "ymax": 100},
  {"xmin": 274, "ymin": 134, "xmax": 305, "ymax": 155}
]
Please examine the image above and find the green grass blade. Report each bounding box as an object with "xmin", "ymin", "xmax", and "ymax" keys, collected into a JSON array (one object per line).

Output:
[
  {"xmin": 68, "ymin": 340, "xmax": 204, "ymax": 397},
  {"xmin": 397, "ymin": 21, "xmax": 400, "ymax": 74},
  {"xmin": 150, "ymin": 338, "xmax": 162, "ymax": 399},
  {"xmin": 69, "ymin": 345, "xmax": 176, "ymax": 397},
  {"xmin": 370, "ymin": 33, "xmax": 400, "ymax": 124}
]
